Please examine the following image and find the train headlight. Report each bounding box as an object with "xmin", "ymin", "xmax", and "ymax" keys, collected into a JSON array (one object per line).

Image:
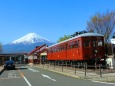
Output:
[{"xmin": 94, "ymin": 50, "xmax": 98, "ymax": 54}]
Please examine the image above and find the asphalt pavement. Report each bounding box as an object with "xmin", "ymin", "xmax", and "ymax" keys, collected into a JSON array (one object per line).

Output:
[
  {"xmin": 1, "ymin": 64, "xmax": 115, "ymax": 83},
  {"xmin": 0, "ymin": 65, "xmax": 115, "ymax": 86}
]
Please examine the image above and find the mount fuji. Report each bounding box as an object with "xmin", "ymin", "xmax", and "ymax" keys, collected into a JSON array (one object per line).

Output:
[{"xmin": 2, "ymin": 33, "xmax": 54, "ymax": 53}]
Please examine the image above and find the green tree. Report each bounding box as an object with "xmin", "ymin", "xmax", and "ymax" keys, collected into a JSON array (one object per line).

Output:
[
  {"xmin": 57, "ymin": 35, "xmax": 71, "ymax": 43},
  {"xmin": 87, "ymin": 10, "xmax": 115, "ymax": 43}
]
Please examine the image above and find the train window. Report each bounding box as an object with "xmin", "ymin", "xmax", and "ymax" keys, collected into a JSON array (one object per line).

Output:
[
  {"xmin": 75, "ymin": 41, "xmax": 79, "ymax": 48},
  {"xmin": 52, "ymin": 48, "xmax": 54, "ymax": 52},
  {"xmin": 61, "ymin": 46, "xmax": 65, "ymax": 51},
  {"xmin": 57, "ymin": 47, "xmax": 59, "ymax": 52},
  {"xmin": 48, "ymin": 50, "xmax": 51, "ymax": 53},
  {"xmin": 55, "ymin": 47, "xmax": 58, "ymax": 52},
  {"xmin": 59, "ymin": 47, "xmax": 61, "ymax": 51},
  {"xmin": 49, "ymin": 48, "xmax": 52, "ymax": 53},
  {"xmin": 54, "ymin": 48, "xmax": 56, "ymax": 52},
  {"xmin": 98, "ymin": 40, "xmax": 102, "ymax": 46},
  {"xmin": 55, "ymin": 48, "xmax": 57, "ymax": 52},
  {"xmin": 84, "ymin": 40, "xmax": 90, "ymax": 47},
  {"xmin": 60, "ymin": 46, "xmax": 62, "ymax": 51},
  {"xmin": 92, "ymin": 40, "xmax": 97, "ymax": 47},
  {"xmin": 66, "ymin": 44, "xmax": 68, "ymax": 50},
  {"xmin": 69, "ymin": 42, "xmax": 75, "ymax": 49}
]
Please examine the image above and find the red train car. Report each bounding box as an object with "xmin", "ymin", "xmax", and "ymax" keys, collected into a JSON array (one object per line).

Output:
[{"xmin": 47, "ymin": 33, "xmax": 105, "ymax": 65}]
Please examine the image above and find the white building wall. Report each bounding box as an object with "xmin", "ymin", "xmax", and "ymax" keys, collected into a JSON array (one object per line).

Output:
[
  {"xmin": 106, "ymin": 55, "xmax": 115, "ymax": 69},
  {"xmin": 28, "ymin": 55, "xmax": 33, "ymax": 60}
]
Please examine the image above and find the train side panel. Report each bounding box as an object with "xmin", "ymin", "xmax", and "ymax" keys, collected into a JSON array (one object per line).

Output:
[{"xmin": 66, "ymin": 37, "xmax": 83, "ymax": 60}]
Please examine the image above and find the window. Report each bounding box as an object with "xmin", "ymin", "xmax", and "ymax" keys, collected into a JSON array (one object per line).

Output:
[
  {"xmin": 75, "ymin": 41, "xmax": 79, "ymax": 48},
  {"xmin": 84, "ymin": 40, "xmax": 90, "ymax": 47},
  {"xmin": 61, "ymin": 46, "xmax": 65, "ymax": 51},
  {"xmin": 48, "ymin": 49, "xmax": 51, "ymax": 53},
  {"xmin": 92, "ymin": 40, "xmax": 96, "ymax": 47},
  {"xmin": 98, "ymin": 40, "xmax": 103, "ymax": 46},
  {"xmin": 69, "ymin": 42, "xmax": 74, "ymax": 49}
]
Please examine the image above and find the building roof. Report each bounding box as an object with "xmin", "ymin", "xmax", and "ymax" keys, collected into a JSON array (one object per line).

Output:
[{"xmin": 29, "ymin": 44, "xmax": 47, "ymax": 55}]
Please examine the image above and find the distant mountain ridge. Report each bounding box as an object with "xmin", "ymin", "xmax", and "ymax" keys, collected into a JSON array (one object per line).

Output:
[{"xmin": 1, "ymin": 33, "xmax": 54, "ymax": 54}]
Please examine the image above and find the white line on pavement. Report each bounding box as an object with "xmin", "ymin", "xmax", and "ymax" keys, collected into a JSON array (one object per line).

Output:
[
  {"xmin": 19, "ymin": 70, "xmax": 32, "ymax": 86},
  {"xmin": 23, "ymin": 75, "xmax": 32, "ymax": 86},
  {"xmin": 28, "ymin": 68, "xmax": 39, "ymax": 72},
  {"xmin": 92, "ymin": 80, "xmax": 115, "ymax": 85}
]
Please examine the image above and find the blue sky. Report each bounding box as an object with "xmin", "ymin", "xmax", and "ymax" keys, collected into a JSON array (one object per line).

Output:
[{"xmin": 0, "ymin": 0, "xmax": 115, "ymax": 44}]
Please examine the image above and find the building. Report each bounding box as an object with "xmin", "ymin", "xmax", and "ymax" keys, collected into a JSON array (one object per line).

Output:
[
  {"xmin": 28, "ymin": 44, "xmax": 47, "ymax": 65},
  {"xmin": 106, "ymin": 37, "xmax": 115, "ymax": 69}
]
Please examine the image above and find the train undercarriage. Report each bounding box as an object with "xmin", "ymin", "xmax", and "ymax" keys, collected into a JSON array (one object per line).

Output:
[{"xmin": 47, "ymin": 58, "xmax": 106, "ymax": 69}]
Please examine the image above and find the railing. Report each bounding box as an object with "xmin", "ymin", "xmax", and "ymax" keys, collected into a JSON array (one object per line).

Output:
[{"xmin": 35, "ymin": 62, "xmax": 115, "ymax": 80}]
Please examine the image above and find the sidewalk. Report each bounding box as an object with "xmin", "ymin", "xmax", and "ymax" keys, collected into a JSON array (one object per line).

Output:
[
  {"xmin": 34, "ymin": 64, "xmax": 115, "ymax": 82},
  {"xmin": 0, "ymin": 66, "xmax": 4, "ymax": 74}
]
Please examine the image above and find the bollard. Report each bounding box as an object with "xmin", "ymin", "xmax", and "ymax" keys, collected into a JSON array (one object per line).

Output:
[
  {"xmin": 62, "ymin": 62, "xmax": 63, "ymax": 72},
  {"xmin": 74, "ymin": 64, "xmax": 76, "ymax": 75},
  {"xmin": 84, "ymin": 63, "xmax": 86, "ymax": 77},
  {"xmin": 42, "ymin": 63, "xmax": 44, "ymax": 68},
  {"xmin": 71, "ymin": 62, "xmax": 72, "ymax": 68},
  {"xmin": 54, "ymin": 62, "xmax": 55, "ymax": 70},
  {"xmin": 66, "ymin": 62, "xmax": 67, "ymax": 69},
  {"xmin": 78, "ymin": 63, "xmax": 79, "ymax": 68},
  {"xmin": 47, "ymin": 61, "xmax": 49, "ymax": 69},
  {"xmin": 99, "ymin": 64, "xmax": 102, "ymax": 78}
]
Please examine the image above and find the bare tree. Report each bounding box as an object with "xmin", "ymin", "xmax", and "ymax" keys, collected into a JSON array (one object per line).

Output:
[{"xmin": 87, "ymin": 10, "xmax": 115, "ymax": 43}]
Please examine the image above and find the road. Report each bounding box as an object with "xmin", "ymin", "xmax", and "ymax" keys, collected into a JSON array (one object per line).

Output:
[{"xmin": 0, "ymin": 65, "xmax": 115, "ymax": 86}]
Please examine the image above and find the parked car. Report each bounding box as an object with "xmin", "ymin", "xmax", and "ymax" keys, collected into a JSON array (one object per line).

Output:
[{"xmin": 4, "ymin": 60, "xmax": 15, "ymax": 70}]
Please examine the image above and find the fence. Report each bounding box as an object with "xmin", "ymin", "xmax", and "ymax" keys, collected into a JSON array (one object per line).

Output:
[{"xmin": 36, "ymin": 62, "xmax": 115, "ymax": 80}]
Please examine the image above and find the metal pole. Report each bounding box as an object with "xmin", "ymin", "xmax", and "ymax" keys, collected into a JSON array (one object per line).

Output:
[
  {"xmin": 62, "ymin": 61, "xmax": 63, "ymax": 72},
  {"xmin": 75, "ymin": 64, "xmax": 76, "ymax": 75},
  {"xmin": 84, "ymin": 63, "xmax": 86, "ymax": 77},
  {"xmin": 78, "ymin": 63, "xmax": 79, "ymax": 68},
  {"xmin": 47, "ymin": 61, "xmax": 48, "ymax": 69},
  {"xmin": 99, "ymin": 64, "xmax": 102, "ymax": 78},
  {"xmin": 54, "ymin": 62, "xmax": 55, "ymax": 70},
  {"xmin": 71, "ymin": 62, "xmax": 72, "ymax": 67},
  {"xmin": 66, "ymin": 62, "xmax": 67, "ymax": 69},
  {"xmin": 43, "ymin": 62, "xmax": 44, "ymax": 68}
]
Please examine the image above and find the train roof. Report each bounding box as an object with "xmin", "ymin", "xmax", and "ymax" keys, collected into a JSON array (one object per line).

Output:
[{"xmin": 48, "ymin": 33, "xmax": 103, "ymax": 48}]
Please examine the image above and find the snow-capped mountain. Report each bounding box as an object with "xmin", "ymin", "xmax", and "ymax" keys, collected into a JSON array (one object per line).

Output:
[
  {"xmin": 10, "ymin": 33, "xmax": 51, "ymax": 44},
  {"xmin": 2, "ymin": 33, "xmax": 54, "ymax": 53}
]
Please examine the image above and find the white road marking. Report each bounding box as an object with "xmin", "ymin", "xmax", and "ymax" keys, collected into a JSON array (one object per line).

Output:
[
  {"xmin": 23, "ymin": 75, "xmax": 32, "ymax": 86},
  {"xmin": 1, "ymin": 77, "xmax": 20, "ymax": 80},
  {"xmin": 28, "ymin": 68, "xmax": 39, "ymax": 72},
  {"xmin": 19, "ymin": 70, "xmax": 32, "ymax": 86},
  {"xmin": 42, "ymin": 74, "xmax": 56, "ymax": 81},
  {"xmin": 92, "ymin": 80, "xmax": 115, "ymax": 85},
  {"xmin": 8, "ymin": 71, "xmax": 17, "ymax": 78},
  {"xmin": 0, "ymin": 70, "xmax": 21, "ymax": 80}
]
